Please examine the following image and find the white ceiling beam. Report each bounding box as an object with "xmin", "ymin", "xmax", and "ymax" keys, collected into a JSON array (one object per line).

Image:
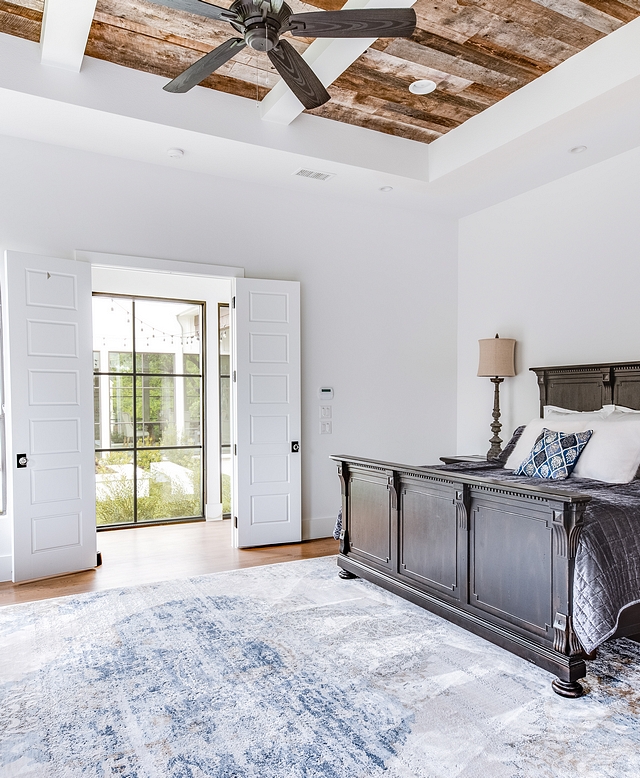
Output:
[
  {"xmin": 429, "ymin": 15, "xmax": 640, "ymax": 181},
  {"xmin": 40, "ymin": 0, "xmax": 98, "ymax": 72},
  {"xmin": 260, "ymin": 0, "xmax": 416, "ymax": 125}
]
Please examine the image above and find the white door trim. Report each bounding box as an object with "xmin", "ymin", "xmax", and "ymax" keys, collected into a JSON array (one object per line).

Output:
[{"xmin": 75, "ymin": 251, "xmax": 245, "ymax": 279}]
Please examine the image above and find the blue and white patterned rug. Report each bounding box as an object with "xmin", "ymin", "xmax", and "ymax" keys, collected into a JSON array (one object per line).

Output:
[{"xmin": 1, "ymin": 556, "xmax": 639, "ymax": 777}]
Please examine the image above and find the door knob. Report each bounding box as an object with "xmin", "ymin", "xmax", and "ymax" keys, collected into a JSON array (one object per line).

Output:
[{"xmin": 17, "ymin": 454, "xmax": 28, "ymax": 468}]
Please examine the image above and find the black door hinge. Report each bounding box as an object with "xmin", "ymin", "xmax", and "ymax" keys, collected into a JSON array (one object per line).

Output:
[
  {"xmin": 234, "ymin": 516, "xmax": 237, "ymax": 528},
  {"xmin": 234, "ymin": 444, "xmax": 237, "ymax": 456},
  {"xmin": 232, "ymin": 296, "xmax": 235, "ymax": 308},
  {"xmin": 233, "ymin": 370, "xmax": 236, "ymax": 382}
]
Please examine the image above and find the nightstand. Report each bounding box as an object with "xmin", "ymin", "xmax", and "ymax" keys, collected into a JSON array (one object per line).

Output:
[{"xmin": 439, "ymin": 455, "xmax": 488, "ymax": 465}]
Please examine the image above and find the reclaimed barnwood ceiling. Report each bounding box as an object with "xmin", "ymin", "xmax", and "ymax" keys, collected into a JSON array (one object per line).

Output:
[{"xmin": 2, "ymin": 0, "xmax": 640, "ymax": 143}]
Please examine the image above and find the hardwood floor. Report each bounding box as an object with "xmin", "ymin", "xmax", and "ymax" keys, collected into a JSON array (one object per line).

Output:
[{"xmin": 0, "ymin": 520, "xmax": 338, "ymax": 606}]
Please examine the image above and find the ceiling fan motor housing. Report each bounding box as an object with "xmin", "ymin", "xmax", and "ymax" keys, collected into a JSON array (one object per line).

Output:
[
  {"xmin": 229, "ymin": 0, "xmax": 292, "ymax": 51},
  {"xmin": 245, "ymin": 22, "xmax": 280, "ymax": 50}
]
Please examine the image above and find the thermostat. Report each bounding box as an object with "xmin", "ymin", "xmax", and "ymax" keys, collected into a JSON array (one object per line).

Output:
[{"xmin": 318, "ymin": 387, "xmax": 334, "ymax": 400}]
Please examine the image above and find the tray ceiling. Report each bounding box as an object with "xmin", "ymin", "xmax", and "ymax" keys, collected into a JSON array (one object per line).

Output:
[{"xmin": 1, "ymin": 0, "xmax": 639, "ymax": 144}]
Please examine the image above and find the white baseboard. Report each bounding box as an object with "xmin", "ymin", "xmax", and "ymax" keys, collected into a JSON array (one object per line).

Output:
[
  {"xmin": 0, "ymin": 554, "xmax": 12, "ymax": 582},
  {"xmin": 302, "ymin": 515, "xmax": 336, "ymax": 541},
  {"xmin": 205, "ymin": 503, "xmax": 224, "ymax": 521}
]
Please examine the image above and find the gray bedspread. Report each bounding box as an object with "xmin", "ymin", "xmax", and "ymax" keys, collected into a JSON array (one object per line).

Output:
[{"xmin": 435, "ymin": 461, "xmax": 640, "ymax": 653}]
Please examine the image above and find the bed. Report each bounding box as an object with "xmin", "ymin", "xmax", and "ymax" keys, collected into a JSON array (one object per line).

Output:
[{"xmin": 332, "ymin": 361, "xmax": 640, "ymax": 698}]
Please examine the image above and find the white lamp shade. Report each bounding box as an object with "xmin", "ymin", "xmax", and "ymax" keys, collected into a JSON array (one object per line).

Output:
[{"xmin": 478, "ymin": 336, "xmax": 516, "ymax": 377}]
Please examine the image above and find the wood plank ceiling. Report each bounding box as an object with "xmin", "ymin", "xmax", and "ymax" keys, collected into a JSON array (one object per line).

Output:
[{"xmin": 1, "ymin": 0, "xmax": 639, "ymax": 143}]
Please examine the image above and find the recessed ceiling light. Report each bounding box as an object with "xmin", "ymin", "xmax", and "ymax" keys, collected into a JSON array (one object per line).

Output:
[
  {"xmin": 409, "ymin": 79, "xmax": 437, "ymax": 95},
  {"xmin": 167, "ymin": 148, "xmax": 184, "ymax": 158},
  {"xmin": 379, "ymin": 186, "xmax": 393, "ymax": 192},
  {"xmin": 570, "ymin": 145, "xmax": 587, "ymax": 154}
]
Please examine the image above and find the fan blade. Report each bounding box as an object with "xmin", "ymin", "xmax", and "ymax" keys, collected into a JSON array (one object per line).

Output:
[
  {"xmin": 144, "ymin": 0, "xmax": 240, "ymax": 23},
  {"xmin": 267, "ymin": 40, "xmax": 330, "ymax": 110},
  {"xmin": 164, "ymin": 38, "xmax": 246, "ymax": 93},
  {"xmin": 288, "ymin": 8, "xmax": 416, "ymax": 38}
]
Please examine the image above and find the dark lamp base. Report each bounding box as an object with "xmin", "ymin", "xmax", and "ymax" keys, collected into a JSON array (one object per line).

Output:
[{"xmin": 487, "ymin": 376, "xmax": 504, "ymax": 460}]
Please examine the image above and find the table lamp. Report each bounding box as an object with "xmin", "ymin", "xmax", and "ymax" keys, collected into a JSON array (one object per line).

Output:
[{"xmin": 477, "ymin": 334, "xmax": 516, "ymax": 460}]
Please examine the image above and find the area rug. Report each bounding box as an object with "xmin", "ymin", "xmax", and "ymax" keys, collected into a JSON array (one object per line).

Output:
[{"xmin": 1, "ymin": 556, "xmax": 639, "ymax": 778}]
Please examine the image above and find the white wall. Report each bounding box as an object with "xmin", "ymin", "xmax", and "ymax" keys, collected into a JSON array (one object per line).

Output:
[
  {"xmin": 0, "ymin": 134, "xmax": 458, "ymax": 572},
  {"xmin": 457, "ymin": 144, "xmax": 640, "ymax": 455}
]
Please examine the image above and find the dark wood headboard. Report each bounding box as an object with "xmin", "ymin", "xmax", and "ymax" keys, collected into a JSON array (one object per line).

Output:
[{"xmin": 530, "ymin": 362, "xmax": 640, "ymax": 417}]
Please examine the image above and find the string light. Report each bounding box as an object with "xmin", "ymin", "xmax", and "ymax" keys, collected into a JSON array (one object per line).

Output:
[{"xmin": 96, "ymin": 297, "xmax": 203, "ymax": 351}]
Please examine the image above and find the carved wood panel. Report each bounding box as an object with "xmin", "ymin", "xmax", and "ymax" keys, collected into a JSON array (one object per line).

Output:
[
  {"xmin": 612, "ymin": 365, "xmax": 640, "ymax": 410},
  {"xmin": 469, "ymin": 496, "xmax": 553, "ymax": 638},
  {"xmin": 398, "ymin": 482, "xmax": 459, "ymax": 599},
  {"xmin": 348, "ymin": 472, "xmax": 393, "ymax": 569}
]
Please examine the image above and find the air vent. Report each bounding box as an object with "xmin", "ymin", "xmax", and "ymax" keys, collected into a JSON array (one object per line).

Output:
[{"xmin": 293, "ymin": 168, "xmax": 336, "ymax": 181}]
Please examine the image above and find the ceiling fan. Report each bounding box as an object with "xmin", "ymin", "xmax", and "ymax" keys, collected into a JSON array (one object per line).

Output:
[{"xmin": 147, "ymin": 0, "xmax": 416, "ymax": 109}]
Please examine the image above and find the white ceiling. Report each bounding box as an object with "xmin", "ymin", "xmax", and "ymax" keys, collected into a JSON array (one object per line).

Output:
[{"xmin": 1, "ymin": 14, "xmax": 640, "ymax": 217}]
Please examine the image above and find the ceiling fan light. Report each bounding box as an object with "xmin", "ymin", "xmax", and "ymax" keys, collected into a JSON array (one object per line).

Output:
[{"xmin": 409, "ymin": 79, "xmax": 437, "ymax": 95}]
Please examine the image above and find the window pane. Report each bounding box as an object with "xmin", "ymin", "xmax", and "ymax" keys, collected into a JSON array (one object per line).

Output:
[
  {"xmin": 92, "ymin": 297, "xmax": 133, "ymax": 372},
  {"xmin": 134, "ymin": 376, "xmax": 202, "ymax": 448},
  {"xmin": 219, "ymin": 354, "xmax": 230, "ymax": 377},
  {"xmin": 182, "ymin": 376, "xmax": 202, "ymax": 446},
  {"xmin": 108, "ymin": 375, "xmax": 134, "ymax": 448},
  {"xmin": 221, "ymin": 447, "xmax": 231, "ymax": 516},
  {"xmin": 219, "ymin": 306, "xmax": 230, "ymax": 355},
  {"xmin": 109, "ymin": 352, "xmax": 133, "ymax": 373},
  {"xmin": 220, "ymin": 376, "xmax": 230, "ymax": 447},
  {"xmin": 135, "ymin": 299, "xmax": 201, "ymax": 374},
  {"xmin": 183, "ymin": 354, "xmax": 201, "ymax": 375},
  {"xmin": 95, "ymin": 451, "xmax": 135, "ymax": 526},
  {"xmin": 94, "ymin": 376, "xmax": 101, "ymax": 448},
  {"xmin": 93, "ymin": 352, "xmax": 101, "ymax": 447},
  {"xmin": 137, "ymin": 449, "xmax": 203, "ymax": 522},
  {"xmin": 136, "ymin": 352, "xmax": 175, "ymax": 374},
  {"xmin": 136, "ymin": 376, "xmax": 175, "ymax": 446}
]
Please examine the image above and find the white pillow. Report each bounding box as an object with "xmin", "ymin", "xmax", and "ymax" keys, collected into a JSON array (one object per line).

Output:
[
  {"xmin": 572, "ymin": 417, "xmax": 640, "ymax": 483},
  {"xmin": 543, "ymin": 405, "xmax": 614, "ymax": 419},
  {"xmin": 505, "ymin": 417, "xmax": 588, "ymax": 471},
  {"xmin": 605, "ymin": 405, "xmax": 640, "ymax": 416}
]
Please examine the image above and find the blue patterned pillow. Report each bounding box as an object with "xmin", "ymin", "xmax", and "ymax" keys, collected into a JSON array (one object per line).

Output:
[{"xmin": 514, "ymin": 428, "xmax": 593, "ymax": 480}]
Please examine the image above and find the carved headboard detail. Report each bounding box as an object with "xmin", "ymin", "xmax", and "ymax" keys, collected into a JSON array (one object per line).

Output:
[{"xmin": 530, "ymin": 362, "xmax": 640, "ymax": 417}]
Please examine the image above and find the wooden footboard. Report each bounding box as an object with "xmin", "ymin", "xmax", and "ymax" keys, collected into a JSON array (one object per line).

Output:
[{"xmin": 332, "ymin": 455, "xmax": 592, "ymax": 697}]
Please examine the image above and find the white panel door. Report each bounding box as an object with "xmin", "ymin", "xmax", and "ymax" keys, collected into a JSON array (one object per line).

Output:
[
  {"xmin": 2, "ymin": 251, "xmax": 96, "ymax": 582},
  {"xmin": 232, "ymin": 278, "xmax": 300, "ymax": 547}
]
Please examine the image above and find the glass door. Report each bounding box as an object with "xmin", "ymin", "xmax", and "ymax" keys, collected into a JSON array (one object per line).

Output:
[
  {"xmin": 219, "ymin": 304, "xmax": 231, "ymax": 518},
  {"xmin": 93, "ymin": 295, "xmax": 205, "ymax": 527}
]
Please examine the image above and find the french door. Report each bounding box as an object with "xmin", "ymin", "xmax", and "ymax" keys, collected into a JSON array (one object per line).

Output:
[
  {"xmin": 2, "ymin": 251, "xmax": 96, "ymax": 582},
  {"xmin": 232, "ymin": 278, "xmax": 301, "ymax": 547}
]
